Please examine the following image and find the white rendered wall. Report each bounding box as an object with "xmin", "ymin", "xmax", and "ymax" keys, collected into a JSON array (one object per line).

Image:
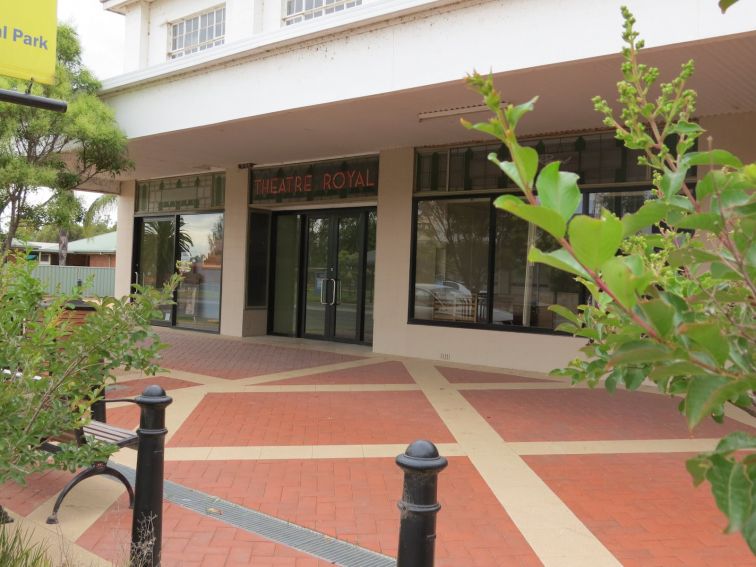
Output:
[
  {"xmin": 105, "ymin": 0, "xmax": 756, "ymax": 139},
  {"xmin": 114, "ymin": 181, "xmax": 136, "ymax": 298},
  {"xmin": 372, "ymin": 148, "xmax": 585, "ymax": 373},
  {"xmin": 219, "ymin": 167, "xmax": 248, "ymax": 336}
]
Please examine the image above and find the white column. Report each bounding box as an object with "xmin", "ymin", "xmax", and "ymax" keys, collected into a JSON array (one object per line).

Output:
[
  {"xmin": 372, "ymin": 147, "xmax": 414, "ymax": 353},
  {"xmin": 219, "ymin": 167, "xmax": 248, "ymax": 336},
  {"xmin": 123, "ymin": 2, "xmax": 150, "ymax": 72},
  {"xmin": 114, "ymin": 180, "xmax": 135, "ymax": 298}
]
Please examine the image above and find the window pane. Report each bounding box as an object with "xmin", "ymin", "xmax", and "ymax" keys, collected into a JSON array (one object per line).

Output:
[
  {"xmin": 273, "ymin": 215, "xmax": 301, "ymax": 335},
  {"xmin": 175, "ymin": 213, "xmax": 224, "ymax": 332},
  {"xmin": 414, "ymin": 199, "xmax": 490, "ymax": 323},
  {"xmin": 247, "ymin": 212, "xmax": 270, "ymax": 307},
  {"xmin": 493, "ymin": 209, "xmax": 581, "ymax": 330}
]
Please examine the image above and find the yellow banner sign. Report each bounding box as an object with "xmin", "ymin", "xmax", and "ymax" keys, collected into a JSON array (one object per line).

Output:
[{"xmin": 0, "ymin": 0, "xmax": 58, "ymax": 85}]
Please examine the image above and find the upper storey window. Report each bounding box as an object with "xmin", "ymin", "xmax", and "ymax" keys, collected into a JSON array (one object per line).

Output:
[
  {"xmin": 283, "ymin": 0, "xmax": 362, "ymax": 26},
  {"xmin": 168, "ymin": 6, "xmax": 226, "ymax": 59}
]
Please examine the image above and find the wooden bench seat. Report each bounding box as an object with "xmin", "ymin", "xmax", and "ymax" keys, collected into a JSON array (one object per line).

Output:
[{"xmin": 41, "ymin": 401, "xmax": 138, "ymax": 525}]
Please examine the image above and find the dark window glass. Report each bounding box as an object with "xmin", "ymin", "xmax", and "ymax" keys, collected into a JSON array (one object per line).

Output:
[
  {"xmin": 414, "ymin": 199, "xmax": 490, "ymax": 323},
  {"xmin": 272, "ymin": 215, "xmax": 301, "ymax": 335},
  {"xmin": 247, "ymin": 212, "xmax": 270, "ymax": 307},
  {"xmin": 415, "ymin": 133, "xmax": 649, "ymax": 193}
]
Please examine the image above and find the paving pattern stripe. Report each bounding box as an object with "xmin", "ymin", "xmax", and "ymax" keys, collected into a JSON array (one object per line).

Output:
[{"xmin": 110, "ymin": 463, "xmax": 396, "ymax": 567}]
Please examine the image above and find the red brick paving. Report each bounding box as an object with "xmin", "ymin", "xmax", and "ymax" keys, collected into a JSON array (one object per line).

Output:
[
  {"xmin": 462, "ymin": 389, "xmax": 752, "ymax": 442},
  {"xmin": 106, "ymin": 404, "xmax": 141, "ymax": 430},
  {"xmin": 437, "ymin": 366, "xmax": 555, "ymax": 384},
  {"xmin": 76, "ymin": 494, "xmax": 334, "ymax": 567},
  {"xmin": 0, "ymin": 469, "xmax": 73, "ymax": 516},
  {"xmin": 168, "ymin": 391, "xmax": 455, "ymax": 447},
  {"xmin": 164, "ymin": 457, "xmax": 541, "ymax": 566},
  {"xmin": 106, "ymin": 375, "xmax": 198, "ymax": 399},
  {"xmin": 525, "ymin": 453, "xmax": 755, "ymax": 567},
  {"xmin": 265, "ymin": 361, "xmax": 414, "ymax": 385},
  {"xmin": 155, "ymin": 328, "xmax": 362, "ymax": 379}
]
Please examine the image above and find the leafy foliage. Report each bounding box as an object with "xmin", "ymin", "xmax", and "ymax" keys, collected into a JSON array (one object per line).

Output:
[
  {"xmin": 0, "ymin": 525, "xmax": 51, "ymax": 567},
  {"xmin": 464, "ymin": 6, "xmax": 755, "ymax": 551},
  {"xmin": 0, "ymin": 24, "xmax": 130, "ymax": 257},
  {"xmin": 0, "ymin": 254, "xmax": 178, "ymax": 484}
]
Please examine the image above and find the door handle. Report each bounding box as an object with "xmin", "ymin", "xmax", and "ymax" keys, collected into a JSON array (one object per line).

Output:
[
  {"xmin": 329, "ymin": 278, "xmax": 337, "ymax": 306},
  {"xmin": 320, "ymin": 279, "xmax": 327, "ymax": 305}
]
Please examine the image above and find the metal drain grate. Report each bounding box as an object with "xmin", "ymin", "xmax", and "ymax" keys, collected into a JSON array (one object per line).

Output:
[{"xmin": 112, "ymin": 463, "xmax": 396, "ymax": 567}]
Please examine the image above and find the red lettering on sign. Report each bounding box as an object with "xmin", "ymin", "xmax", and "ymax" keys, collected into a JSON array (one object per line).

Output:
[
  {"xmin": 304, "ymin": 175, "xmax": 312, "ymax": 192},
  {"xmin": 346, "ymin": 170, "xmax": 356, "ymax": 187},
  {"xmin": 365, "ymin": 170, "xmax": 375, "ymax": 187},
  {"xmin": 333, "ymin": 172, "xmax": 345, "ymax": 190},
  {"xmin": 323, "ymin": 173, "xmax": 332, "ymax": 190},
  {"xmin": 355, "ymin": 171, "xmax": 365, "ymax": 188},
  {"xmin": 294, "ymin": 177, "xmax": 302, "ymax": 192},
  {"xmin": 285, "ymin": 176, "xmax": 293, "ymax": 193}
]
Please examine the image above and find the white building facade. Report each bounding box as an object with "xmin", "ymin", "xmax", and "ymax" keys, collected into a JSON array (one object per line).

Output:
[{"xmin": 101, "ymin": 0, "xmax": 756, "ymax": 372}]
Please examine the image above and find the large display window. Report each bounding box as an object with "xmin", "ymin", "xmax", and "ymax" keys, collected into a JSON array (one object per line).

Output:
[{"xmin": 410, "ymin": 135, "xmax": 655, "ymax": 333}]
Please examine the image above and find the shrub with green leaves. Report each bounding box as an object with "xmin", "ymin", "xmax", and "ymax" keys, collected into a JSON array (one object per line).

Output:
[
  {"xmin": 0, "ymin": 253, "xmax": 178, "ymax": 484},
  {"xmin": 463, "ymin": 6, "xmax": 755, "ymax": 552}
]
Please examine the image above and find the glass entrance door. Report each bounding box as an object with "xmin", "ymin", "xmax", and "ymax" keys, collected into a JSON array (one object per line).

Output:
[
  {"xmin": 273, "ymin": 208, "xmax": 375, "ymax": 343},
  {"xmin": 136, "ymin": 217, "xmax": 176, "ymax": 325}
]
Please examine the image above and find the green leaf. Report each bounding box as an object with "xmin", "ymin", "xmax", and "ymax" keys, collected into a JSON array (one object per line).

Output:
[
  {"xmin": 528, "ymin": 246, "xmax": 590, "ymax": 278},
  {"xmin": 609, "ymin": 341, "xmax": 672, "ymax": 366},
  {"xmin": 494, "ymin": 195, "xmax": 566, "ymax": 239},
  {"xmin": 719, "ymin": 0, "xmax": 739, "ymax": 13},
  {"xmin": 684, "ymin": 376, "xmax": 730, "ymax": 428},
  {"xmin": 621, "ymin": 200, "xmax": 668, "ymax": 237},
  {"xmin": 462, "ymin": 119, "xmax": 505, "ymax": 139},
  {"xmin": 548, "ymin": 304, "xmax": 580, "ymax": 325},
  {"xmin": 715, "ymin": 432, "xmax": 756, "ymax": 455},
  {"xmin": 675, "ymin": 212, "xmax": 724, "ymax": 233},
  {"xmin": 535, "ymin": 162, "xmax": 581, "ymax": 222},
  {"xmin": 684, "ymin": 150, "xmax": 743, "ymax": 169},
  {"xmin": 504, "ymin": 96, "xmax": 538, "ymax": 129},
  {"xmin": 601, "ymin": 256, "xmax": 637, "ymax": 308},
  {"xmin": 648, "ymin": 362, "xmax": 706, "ymax": 380},
  {"xmin": 568, "ymin": 210, "xmax": 623, "ymax": 270},
  {"xmin": 669, "ymin": 121, "xmax": 705, "ymax": 136},
  {"xmin": 683, "ymin": 322, "xmax": 730, "ymax": 365},
  {"xmin": 660, "ymin": 167, "xmax": 688, "ymax": 200},
  {"xmin": 638, "ymin": 299, "xmax": 675, "ymax": 337},
  {"xmin": 686, "ymin": 454, "xmax": 710, "ymax": 486}
]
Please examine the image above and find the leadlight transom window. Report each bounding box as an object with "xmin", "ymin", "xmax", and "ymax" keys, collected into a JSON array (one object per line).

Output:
[
  {"xmin": 415, "ymin": 132, "xmax": 650, "ymax": 193},
  {"xmin": 283, "ymin": 0, "xmax": 362, "ymax": 26},
  {"xmin": 168, "ymin": 6, "xmax": 226, "ymax": 60}
]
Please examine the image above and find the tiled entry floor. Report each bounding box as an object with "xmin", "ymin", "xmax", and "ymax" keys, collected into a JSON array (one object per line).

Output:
[{"xmin": 2, "ymin": 327, "xmax": 755, "ymax": 566}]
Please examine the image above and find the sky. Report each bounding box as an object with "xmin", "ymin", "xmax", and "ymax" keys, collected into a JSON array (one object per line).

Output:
[{"xmin": 58, "ymin": 0, "xmax": 126, "ymax": 80}]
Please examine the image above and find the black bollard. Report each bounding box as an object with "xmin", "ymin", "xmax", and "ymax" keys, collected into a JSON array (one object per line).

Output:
[
  {"xmin": 395, "ymin": 440, "xmax": 448, "ymax": 567},
  {"xmin": 130, "ymin": 385, "xmax": 172, "ymax": 567}
]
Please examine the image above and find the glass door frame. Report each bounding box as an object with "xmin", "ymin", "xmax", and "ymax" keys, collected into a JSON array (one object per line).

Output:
[
  {"xmin": 267, "ymin": 206, "xmax": 375, "ymax": 345},
  {"xmin": 132, "ymin": 215, "xmax": 178, "ymax": 327},
  {"xmin": 132, "ymin": 212, "xmax": 225, "ymax": 333}
]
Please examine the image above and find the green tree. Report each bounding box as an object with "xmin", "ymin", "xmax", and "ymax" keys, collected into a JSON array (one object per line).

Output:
[
  {"xmin": 464, "ymin": 7, "xmax": 755, "ymax": 551},
  {"xmin": 0, "ymin": 23, "xmax": 130, "ymax": 257},
  {"xmin": 0, "ymin": 253, "xmax": 179, "ymax": 484}
]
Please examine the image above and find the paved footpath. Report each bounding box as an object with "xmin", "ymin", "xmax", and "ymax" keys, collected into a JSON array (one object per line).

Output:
[{"xmin": 3, "ymin": 328, "xmax": 755, "ymax": 566}]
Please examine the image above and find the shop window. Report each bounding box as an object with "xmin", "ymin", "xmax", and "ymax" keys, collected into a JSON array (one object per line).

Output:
[
  {"xmin": 283, "ymin": 0, "xmax": 362, "ymax": 26},
  {"xmin": 410, "ymin": 188, "xmax": 650, "ymax": 333},
  {"xmin": 168, "ymin": 6, "xmax": 226, "ymax": 60}
]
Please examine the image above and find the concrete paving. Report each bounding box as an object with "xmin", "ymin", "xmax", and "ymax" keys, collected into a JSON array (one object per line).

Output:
[{"xmin": 2, "ymin": 327, "xmax": 755, "ymax": 566}]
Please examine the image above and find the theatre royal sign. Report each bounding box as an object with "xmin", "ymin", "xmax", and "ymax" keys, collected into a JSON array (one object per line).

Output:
[
  {"xmin": 250, "ymin": 156, "xmax": 378, "ymax": 204},
  {"xmin": 0, "ymin": 0, "xmax": 58, "ymax": 85}
]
